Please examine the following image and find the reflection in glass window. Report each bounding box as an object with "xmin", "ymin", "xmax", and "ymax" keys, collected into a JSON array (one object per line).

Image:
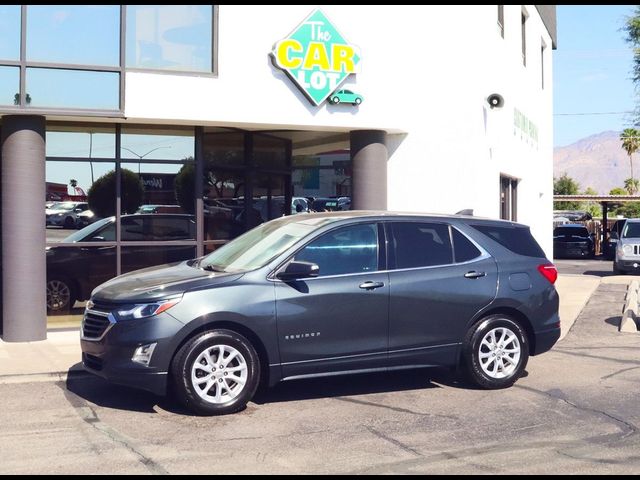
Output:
[
  {"xmin": 254, "ymin": 134, "xmax": 288, "ymax": 169},
  {"xmin": 203, "ymin": 169, "xmax": 245, "ymax": 240},
  {"xmin": 0, "ymin": 66, "xmax": 19, "ymax": 106},
  {"xmin": 203, "ymin": 131, "xmax": 245, "ymax": 167},
  {"xmin": 126, "ymin": 5, "xmax": 213, "ymax": 72},
  {"xmin": 26, "ymin": 5, "xmax": 120, "ymax": 66},
  {"xmin": 46, "ymin": 125, "xmax": 116, "ymax": 158},
  {"xmin": 121, "ymin": 127, "xmax": 195, "ymax": 161},
  {"xmin": 0, "ymin": 6, "xmax": 20, "ymax": 61},
  {"xmin": 294, "ymin": 224, "xmax": 379, "ymax": 277},
  {"xmin": 292, "ymin": 152, "xmax": 352, "ymax": 205},
  {"xmin": 27, "ymin": 68, "xmax": 120, "ymax": 110},
  {"xmin": 121, "ymin": 246, "xmax": 196, "ymax": 274},
  {"xmin": 121, "ymin": 162, "xmax": 193, "ymax": 216}
]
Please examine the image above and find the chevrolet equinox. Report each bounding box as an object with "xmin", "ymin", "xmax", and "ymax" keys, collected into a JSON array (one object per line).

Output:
[{"xmin": 80, "ymin": 212, "xmax": 560, "ymax": 415}]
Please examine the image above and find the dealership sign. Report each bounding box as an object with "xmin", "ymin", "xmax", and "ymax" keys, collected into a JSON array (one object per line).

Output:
[{"xmin": 271, "ymin": 9, "xmax": 361, "ymax": 106}]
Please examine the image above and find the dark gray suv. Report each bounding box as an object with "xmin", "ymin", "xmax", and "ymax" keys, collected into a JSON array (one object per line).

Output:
[{"xmin": 80, "ymin": 212, "xmax": 560, "ymax": 415}]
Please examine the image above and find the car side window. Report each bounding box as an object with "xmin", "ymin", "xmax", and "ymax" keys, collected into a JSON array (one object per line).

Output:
[
  {"xmin": 89, "ymin": 222, "xmax": 115, "ymax": 241},
  {"xmin": 390, "ymin": 222, "xmax": 453, "ymax": 268},
  {"xmin": 452, "ymin": 228, "xmax": 482, "ymax": 263},
  {"xmin": 121, "ymin": 217, "xmax": 145, "ymax": 241},
  {"xmin": 293, "ymin": 223, "xmax": 378, "ymax": 277},
  {"xmin": 148, "ymin": 217, "xmax": 195, "ymax": 240}
]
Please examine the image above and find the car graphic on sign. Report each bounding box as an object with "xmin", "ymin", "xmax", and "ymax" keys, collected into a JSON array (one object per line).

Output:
[{"xmin": 329, "ymin": 89, "xmax": 363, "ymax": 105}]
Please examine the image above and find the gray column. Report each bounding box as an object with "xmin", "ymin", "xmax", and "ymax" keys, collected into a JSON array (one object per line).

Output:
[
  {"xmin": 350, "ymin": 130, "xmax": 388, "ymax": 210},
  {"xmin": 1, "ymin": 115, "xmax": 46, "ymax": 342}
]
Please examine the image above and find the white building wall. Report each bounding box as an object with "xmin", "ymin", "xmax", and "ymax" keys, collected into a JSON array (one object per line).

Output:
[{"xmin": 124, "ymin": 5, "xmax": 555, "ymax": 257}]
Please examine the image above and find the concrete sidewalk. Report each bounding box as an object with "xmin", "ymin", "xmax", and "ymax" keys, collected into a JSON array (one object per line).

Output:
[{"xmin": 0, "ymin": 274, "xmax": 610, "ymax": 381}]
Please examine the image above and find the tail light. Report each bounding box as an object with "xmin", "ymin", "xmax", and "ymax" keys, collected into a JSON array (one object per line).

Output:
[{"xmin": 537, "ymin": 263, "xmax": 558, "ymax": 284}]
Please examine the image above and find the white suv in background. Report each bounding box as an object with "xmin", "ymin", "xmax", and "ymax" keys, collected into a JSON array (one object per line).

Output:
[{"xmin": 613, "ymin": 218, "xmax": 640, "ymax": 274}]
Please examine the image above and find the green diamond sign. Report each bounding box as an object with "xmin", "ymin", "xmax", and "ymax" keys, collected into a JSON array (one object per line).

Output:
[{"xmin": 271, "ymin": 9, "xmax": 361, "ymax": 106}]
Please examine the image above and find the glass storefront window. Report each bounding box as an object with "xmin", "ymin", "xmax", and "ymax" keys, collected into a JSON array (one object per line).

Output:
[
  {"xmin": 26, "ymin": 5, "xmax": 120, "ymax": 66},
  {"xmin": 203, "ymin": 131, "xmax": 245, "ymax": 167},
  {"xmin": 46, "ymin": 159, "xmax": 117, "ymax": 325},
  {"xmin": 0, "ymin": 66, "xmax": 19, "ymax": 106},
  {"xmin": 126, "ymin": 5, "xmax": 213, "ymax": 72},
  {"xmin": 121, "ymin": 127, "xmax": 195, "ymax": 162},
  {"xmin": 46, "ymin": 125, "xmax": 116, "ymax": 158},
  {"xmin": 121, "ymin": 162, "xmax": 194, "ymax": 215},
  {"xmin": 203, "ymin": 169, "xmax": 246, "ymax": 241},
  {"xmin": 121, "ymin": 246, "xmax": 196, "ymax": 274},
  {"xmin": 0, "ymin": 6, "xmax": 20, "ymax": 61},
  {"xmin": 26, "ymin": 68, "xmax": 120, "ymax": 110},
  {"xmin": 253, "ymin": 174, "xmax": 287, "ymax": 222},
  {"xmin": 292, "ymin": 152, "xmax": 352, "ymax": 212},
  {"xmin": 253, "ymin": 134, "xmax": 288, "ymax": 170}
]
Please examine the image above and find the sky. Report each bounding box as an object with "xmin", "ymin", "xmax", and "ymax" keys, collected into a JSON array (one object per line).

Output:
[{"xmin": 553, "ymin": 5, "xmax": 637, "ymax": 147}]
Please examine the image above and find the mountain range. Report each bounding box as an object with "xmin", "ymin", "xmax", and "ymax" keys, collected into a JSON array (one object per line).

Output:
[{"xmin": 553, "ymin": 130, "xmax": 634, "ymax": 194}]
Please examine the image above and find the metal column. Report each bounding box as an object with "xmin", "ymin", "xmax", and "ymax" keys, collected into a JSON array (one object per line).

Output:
[{"xmin": 350, "ymin": 130, "xmax": 388, "ymax": 210}]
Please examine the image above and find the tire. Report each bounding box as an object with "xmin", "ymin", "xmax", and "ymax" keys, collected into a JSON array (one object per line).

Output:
[
  {"xmin": 355, "ymin": 97, "xmax": 362, "ymax": 105},
  {"xmin": 63, "ymin": 216, "xmax": 75, "ymax": 229},
  {"xmin": 462, "ymin": 315, "xmax": 529, "ymax": 389},
  {"xmin": 171, "ymin": 329, "xmax": 261, "ymax": 416},
  {"xmin": 46, "ymin": 278, "xmax": 76, "ymax": 313},
  {"xmin": 332, "ymin": 96, "xmax": 340, "ymax": 104}
]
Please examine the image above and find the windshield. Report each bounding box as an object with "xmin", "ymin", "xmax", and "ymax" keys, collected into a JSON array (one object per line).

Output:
[
  {"xmin": 554, "ymin": 227, "xmax": 589, "ymax": 237},
  {"xmin": 199, "ymin": 216, "xmax": 334, "ymax": 272},
  {"xmin": 622, "ymin": 222, "xmax": 640, "ymax": 239},
  {"xmin": 62, "ymin": 217, "xmax": 113, "ymax": 243}
]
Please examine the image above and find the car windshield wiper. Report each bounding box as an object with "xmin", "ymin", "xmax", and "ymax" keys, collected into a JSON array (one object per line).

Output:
[{"xmin": 202, "ymin": 264, "xmax": 226, "ymax": 273}]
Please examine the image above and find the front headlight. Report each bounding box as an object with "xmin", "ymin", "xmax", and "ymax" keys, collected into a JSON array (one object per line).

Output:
[
  {"xmin": 623, "ymin": 244, "xmax": 634, "ymax": 255},
  {"xmin": 115, "ymin": 297, "xmax": 181, "ymax": 321}
]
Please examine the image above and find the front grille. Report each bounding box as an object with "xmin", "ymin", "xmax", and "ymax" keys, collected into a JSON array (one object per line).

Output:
[
  {"xmin": 635, "ymin": 245, "xmax": 640, "ymax": 256},
  {"xmin": 83, "ymin": 353, "xmax": 104, "ymax": 371},
  {"xmin": 81, "ymin": 302, "xmax": 115, "ymax": 340}
]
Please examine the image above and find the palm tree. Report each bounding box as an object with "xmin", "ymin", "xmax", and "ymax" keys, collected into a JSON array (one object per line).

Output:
[
  {"xmin": 625, "ymin": 177, "xmax": 640, "ymax": 195},
  {"xmin": 621, "ymin": 128, "xmax": 640, "ymax": 192}
]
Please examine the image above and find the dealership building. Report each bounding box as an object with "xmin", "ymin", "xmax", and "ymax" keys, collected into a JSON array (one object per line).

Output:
[{"xmin": 0, "ymin": 5, "xmax": 556, "ymax": 341}]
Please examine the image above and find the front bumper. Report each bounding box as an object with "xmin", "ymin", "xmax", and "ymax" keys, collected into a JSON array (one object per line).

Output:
[
  {"xmin": 80, "ymin": 312, "xmax": 185, "ymax": 396},
  {"xmin": 46, "ymin": 216, "xmax": 65, "ymax": 226},
  {"xmin": 615, "ymin": 258, "xmax": 640, "ymax": 272}
]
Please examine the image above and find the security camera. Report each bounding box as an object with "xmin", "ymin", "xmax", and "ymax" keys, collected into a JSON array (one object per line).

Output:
[{"xmin": 487, "ymin": 93, "xmax": 504, "ymax": 109}]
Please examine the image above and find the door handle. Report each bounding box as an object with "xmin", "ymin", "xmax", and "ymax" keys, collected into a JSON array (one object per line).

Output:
[
  {"xmin": 359, "ymin": 281, "xmax": 385, "ymax": 290},
  {"xmin": 464, "ymin": 271, "xmax": 486, "ymax": 279}
]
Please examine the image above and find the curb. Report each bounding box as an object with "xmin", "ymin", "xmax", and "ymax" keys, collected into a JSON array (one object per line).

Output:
[
  {"xmin": 0, "ymin": 369, "xmax": 91, "ymax": 385},
  {"xmin": 620, "ymin": 280, "xmax": 640, "ymax": 333}
]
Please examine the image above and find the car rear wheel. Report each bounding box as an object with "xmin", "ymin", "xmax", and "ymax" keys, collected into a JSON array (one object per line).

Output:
[
  {"xmin": 46, "ymin": 278, "xmax": 76, "ymax": 313},
  {"xmin": 171, "ymin": 329, "xmax": 261, "ymax": 416},
  {"xmin": 462, "ymin": 315, "xmax": 529, "ymax": 389},
  {"xmin": 355, "ymin": 98, "xmax": 362, "ymax": 105},
  {"xmin": 332, "ymin": 96, "xmax": 340, "ymax": 104},
  {"xmin": 63, "ymin": 216, "xmax": 75, "ymax": 229}
]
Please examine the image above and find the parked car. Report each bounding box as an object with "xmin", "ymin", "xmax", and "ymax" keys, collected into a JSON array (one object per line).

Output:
[
  {"xmin": 45, "ymin": 201, "xmax": 89, "ymax": 229},
  {"xmin": 613, "ymin": 218, "xmax": 640, "ymax": 274},
  {"xmin": 46, "ymin": 214, "xmax": 196, "ymax": 313},
  {"xmin": 329, "ymin": 89, "xmax": 363, "ymax": 105},
  {"xmin": 553, "ymin": 224, "xmax": 595, "ymax": 259},
  {"xmin": 136, "ymin": 205, "xmax": 184, "ymax": 214},
  {"xmin": 312, "ymin": 196, "xmax": 351, "ymax": 211},
  {"xmin": 604, "ymin": 219, "xmax": 627, "ymax": 260},
  {"xmin": 80, "ymin": 212, "xmax": 560, "ymax": 416}
]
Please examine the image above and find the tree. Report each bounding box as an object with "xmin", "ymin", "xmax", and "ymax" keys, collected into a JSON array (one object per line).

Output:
[
  {"xmin": 553, "ymin": 173, "xmax": 581, "ymax": 210},
  {"xmin": 624, "ymin": 8, "xmax": 640, "ymax": 119},
  {"xmin": 625, "ymin": 177, "xmax": 640, "ymax": 195},
  {"xmin": 87, "ymin": 169, "xmax": 143, "ymax": 218},
  {"xmin": 582, "ymin": 187, "xmax": 601, "ymax": 218},
  {"xmin": 621, "ymin": 129, "xmax": 640, "ymax": 191}
]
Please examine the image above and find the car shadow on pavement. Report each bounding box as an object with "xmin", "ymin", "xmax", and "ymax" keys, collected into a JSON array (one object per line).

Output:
[
  {"xmin": 65, "ymin": 368, "xmax": 191, "ymax": 416},
  {"xmin": 65, "ymin": 366, "xmax": 502, "ymax": 414},
  {"xmin": 252, "ymin": 367, "xmax": 484, "ymax": 405}
]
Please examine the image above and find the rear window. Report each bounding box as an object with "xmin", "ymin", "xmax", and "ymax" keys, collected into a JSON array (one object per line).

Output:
[
  {"xmin": 554, "ymin": 227, "xmax": 589, "ymax": 237},
  {"xmin": 471, "ymin": 224, "xmax": 545, "ymax": 258}
]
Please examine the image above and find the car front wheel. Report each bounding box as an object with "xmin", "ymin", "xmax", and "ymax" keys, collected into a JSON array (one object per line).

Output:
[
  {"xmin": 46, "ymin": 278, "xmax": 76, "ymax": 313},
  {"xmin": 462, "ymin": 315, "xmax": 529, "ymax": 389},
  {"xmin": 171, "ymin": 329, "xmax": 261, "ymax": 416}
]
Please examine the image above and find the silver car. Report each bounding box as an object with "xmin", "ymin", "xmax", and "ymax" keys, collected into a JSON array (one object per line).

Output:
[
  {"xmin": 45, "ymin": 201, "xmax": 89, "ymax": 229},
  {"xmin": 613, "ymin": 218, "xmax": 640, "ymax": 274}
]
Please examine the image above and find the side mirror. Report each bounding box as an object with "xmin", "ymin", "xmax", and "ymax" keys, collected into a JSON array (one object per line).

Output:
[
  {"xmin": 295, "ymin": 203, "xmax": 304, "ymax": 213},
  {"xmin": 611, "ymin": 231, "xmax": 619, "ymax": 240},
  {"xmin": 276, "ymin": 261, "xmax": 319, "ymax": 280},
  {"xmin": 75, "ymin": 208, "xmax": 83, "ymax": 213}
]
